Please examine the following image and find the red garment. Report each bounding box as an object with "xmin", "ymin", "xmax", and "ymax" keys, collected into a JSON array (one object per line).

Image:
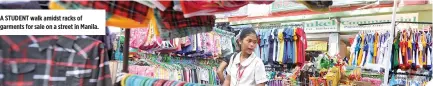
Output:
[
  {"xmin": 180, "ymin": 1, "xmax": 274, "ymax": 18},
  {"xmin": 0, "ymin": 36, "xmax": 111, "ymax": 86},
  {"xmin": 61, "ymin": 1, "xmax": 149, "ymax": 23},
  {"xmin": 156, "ymin": 9, "xmax": 216, "ymax": 30},
  {"xmin": 296, "ymin": 28, "xmax": 307, "ymax": 65}
]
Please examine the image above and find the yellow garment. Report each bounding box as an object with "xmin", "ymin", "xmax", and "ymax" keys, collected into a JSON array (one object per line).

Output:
[
  {"xmin": 278, "ymin": 30, "xmax": 285, "ymax": 64},
  {"xmin": 49, "ymin": 1, "xmax": 150, "ymax": 28},
  {"xmin": 148, "ymin": 10, "xmax": 160, "ymax": 36},
  {"xmin": 349, "ymin": 35, "xmax": 356, "ymax": 66},
  {"xmin": 373, "ymin": 33, "xmax": 379, "ymax": 64},
  {"xmin": 357, "ymin": 33, "xmax": 365, "ymax": 66},
  {"xmin": 421, "ymin": 32, "xmax": 427, "ymax": 65},
  {"xmin": 408, "ymin": 33, "xmax": 413, "ymax": 64},
  {"xmin": 349, "ymin": 53, "xmax": 354, "ymax": 66},
  {"xmin": 121, "ymin": 74, "xmax": 132, "ymax": 86},
  {"xmin": 154, "ymin": 67, "xmax": 159, "ymax": 78}
]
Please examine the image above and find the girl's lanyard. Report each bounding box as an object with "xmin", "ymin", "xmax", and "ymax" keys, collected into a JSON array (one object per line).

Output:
[
  {"xmin": 235, "ymin": 58, "xmax": 255, "ymax": 86},
  {"xmin": 235, "ymin": 64, "xmax": 247, "ymax": 86}
]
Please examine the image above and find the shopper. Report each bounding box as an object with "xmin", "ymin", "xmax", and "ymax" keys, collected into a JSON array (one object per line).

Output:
[{"xmin": 223, "ymin": 28, "xmax": 268, "ymax": 86}]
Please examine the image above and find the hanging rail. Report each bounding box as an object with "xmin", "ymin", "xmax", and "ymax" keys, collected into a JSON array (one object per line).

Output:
[
  {"xmin": 254, "ymin": 24, "xmax": 304, "ymax": 29},
  {"xmin": 358, "ymin": 21, "xmax": 432, "ymax": 37},
  {"xmin": 359, "ymin": 21, "xmax": 432, "ymax": 26}
]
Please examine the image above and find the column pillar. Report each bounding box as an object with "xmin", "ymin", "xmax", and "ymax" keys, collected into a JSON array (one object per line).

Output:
[{"xmin": 328, "ymin": 33, "xmax": 340, "ymax": 56}]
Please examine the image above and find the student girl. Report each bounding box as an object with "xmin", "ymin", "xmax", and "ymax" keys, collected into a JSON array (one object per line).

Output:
[{"xmin": 223, "ymin": 28, "xmax": 268, "ymax": 86}]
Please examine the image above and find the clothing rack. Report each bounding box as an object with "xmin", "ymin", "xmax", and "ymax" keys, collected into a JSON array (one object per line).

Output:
[
  {"xmin": 390, "ymin": 72, "xmax": 432, "ymax": 77},
  {"xmin": 358, "ymin": 21, "xmax": 432, "ymax": 85},
  {"xmin": 358, "ymin": 21, "xmax": 433, "ymax": 26}
]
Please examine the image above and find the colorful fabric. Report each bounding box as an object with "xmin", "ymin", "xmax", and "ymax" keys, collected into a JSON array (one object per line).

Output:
[
  {"xmin": 130, "ymin": 28, "xmax": 150, "ymax": 48},
  {"xmin": 59, "ymin": 1, "xmax": 149, "ymax": 23},
  {"xmin": 0, "ymin": 35, "xmax": 112, "ymax": 86},
  {"xmin": 149, "ymin": 1, "xmax": 172, "ymax": 11},
  {"xmin": 155, "ymin": 8, "xmax": 216, "ymax": 30},
  {"xmin": 179, "ymin": 1, "xmax": 274, "ymax": 18}
]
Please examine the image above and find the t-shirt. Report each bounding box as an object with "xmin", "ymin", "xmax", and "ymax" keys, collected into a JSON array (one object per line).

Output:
[{"xmin": 296, "ymin": 28, "xmax": 307, "ymax": 65}]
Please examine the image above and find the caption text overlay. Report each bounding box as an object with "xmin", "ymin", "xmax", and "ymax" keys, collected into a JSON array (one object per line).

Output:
[{"xmin": 0, "ymin": 10, "xmax": 106, "ymax": 35}]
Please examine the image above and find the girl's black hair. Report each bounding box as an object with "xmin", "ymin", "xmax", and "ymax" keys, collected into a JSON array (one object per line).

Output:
[{"xmin": 238, "ymin": 28, "xmax": 257, "ymax": 41}]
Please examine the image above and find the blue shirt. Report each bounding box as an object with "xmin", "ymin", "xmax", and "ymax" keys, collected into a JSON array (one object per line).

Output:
[
  {"xmin": 259, "ymin": 29, "xmax": 270, "ymax": 64},
  {"xmin": 283, "ymin": 27, "xmax": 294, "ymax": 64},
  {"xmin": 268, "ymin": 29, "xmax": 275, "ymax": 65}
]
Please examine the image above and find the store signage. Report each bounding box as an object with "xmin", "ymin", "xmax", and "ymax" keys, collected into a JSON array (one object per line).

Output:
[
  {"xmin": 307, "ymin": 41, "xmax": 328, "ymax": 51},
  {"xmin": 340, "ymin": 13, "xmax": 419, "ymax": 31},
  {"xmin": 281, "ymin": 19, "xmax": 338, "ymax": 33}
]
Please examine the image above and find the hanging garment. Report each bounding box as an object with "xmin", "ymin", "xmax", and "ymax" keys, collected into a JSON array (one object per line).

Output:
[
  {"xmin": 392, "ymin": 32, "xmax": 401, "ymax": 69},
  {"xmin": 179, "ymin": 1, "xmax": 274, "ymax": 18},
  {"xmin": 254, "ymin": 27, "xmax": 307, "ymax": 65},
  {"xmin": 49, "ymin": 1, "xmax": 149, "ymax": 28},
  {"xmin": 130, "ymin": 28, "xmax": 150, "ymax": 49},
  {"xmin": 260, "ymin": 29, "xmax": 270, "ymax": 64},
  {"xmin": 283, "ymin": 27, "xmax": 294, "ymax": 64},
  {"xmin": 357, "ymin": 33, "xmax": 365, "ymax": 66},
  {"xmin": 426, "ymin": 32, "xmax": 432, "ymax": 70},
  {"xmin": 349, "ymin": 34, "xmax": 360, "ymax": 66},
  {"xmin": 272, "ymin": 29, "xmax": 279, "ymax": 63},
  {"xmin": 0, "ymin": 36, "xmax": 112, "ymax": 86},
  {"xmin": 350, "ymin": 31, "xmax": 393, "ymax": 67},
  {"xmin": 154, "ymin": 8, "xmax": 215, "ymax": 40},
  {"xmin": 155, "ymin": 8, "xmax": 216, "ymax": 30},
  {"xmin": 277, "ymin": 29, "xmax": 285, "ymax": 64},
  {"xmin": 268, "ymin": 29, "xmax": 276, "ymax": 65},
  {"xmin": 295, "ymin": 28, "xmax": 307, "ymax": 65},
  {"xmin": 58, "ymin": 1, "xmax": 149, "ymax": 23}
]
